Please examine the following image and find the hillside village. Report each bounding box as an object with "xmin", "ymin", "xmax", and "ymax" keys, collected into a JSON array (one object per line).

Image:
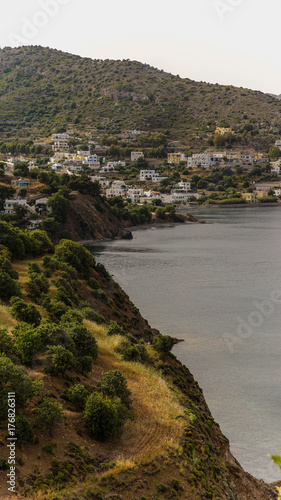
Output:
[{"xmin": 2, "ymin": 128, "xmax": 281, "ymax": 231}]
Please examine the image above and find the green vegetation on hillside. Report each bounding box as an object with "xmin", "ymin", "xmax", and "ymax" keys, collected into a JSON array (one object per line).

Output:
[{"xmin": 1, "ymin": 46, "xmax": 281, "ymax": 149}]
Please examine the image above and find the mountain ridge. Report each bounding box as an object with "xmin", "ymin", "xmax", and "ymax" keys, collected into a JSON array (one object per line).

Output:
[{"xmin": 0, "ymin": 45, "xmax": 281, "ymax": 149}]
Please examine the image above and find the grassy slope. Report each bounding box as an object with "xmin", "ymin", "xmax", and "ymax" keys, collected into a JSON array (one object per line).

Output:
[
  {"xmin": 0, "ymin": 256, "xmax": 279, "ymax": 500},
  {"xmin": 0, "ymin": 46, "xmax": 281, "ymax": 145}
]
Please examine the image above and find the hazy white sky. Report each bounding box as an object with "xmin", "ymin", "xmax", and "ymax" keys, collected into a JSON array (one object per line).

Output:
[{"xmin": 0, "ymin": 0, "xmax": 280, "ymax": 94}]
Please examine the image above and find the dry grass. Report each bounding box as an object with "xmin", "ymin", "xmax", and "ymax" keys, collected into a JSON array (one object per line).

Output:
[
  {"xmin": 84, "ymin": 319, "xmax": 186, "ymax": 462},
  {"xmin": 0, "ymin": 304, "xmax": 17, "ymax": 332}
]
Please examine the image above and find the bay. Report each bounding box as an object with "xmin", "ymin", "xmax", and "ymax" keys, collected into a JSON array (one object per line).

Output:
[{"xmin": 89, "ymin": 207, "xmax": 281, "ymax": 482}]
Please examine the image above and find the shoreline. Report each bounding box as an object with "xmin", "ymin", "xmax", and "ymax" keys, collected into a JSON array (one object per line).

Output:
[{"xmin": 80, "ymin": 215, "xmax": 202, "ymax": 246}]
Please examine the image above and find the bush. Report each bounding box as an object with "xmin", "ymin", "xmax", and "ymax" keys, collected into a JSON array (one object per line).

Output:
[
  {"xmin": 107, "ymin": 322, "xmax": 125, "ymax": 336},
  {"xmin": 12, "ymin": 323, "xmax": 42, "ymax": 364},
  {"xmin": 36, "ymin": 323, "xmax": 70, "ymax": 348},
  {"xmin": 27, "ymin": 271, "xmax": 49, "ymax": 302},
  {"xmin": 100, "ymin": 370, "xmax": 132, "ymax": 408},
  {"xmin": 77, "ymin": 355, "xmax": 93, "ymax": 374},
  {"xmin": 47, "ymin": 345, "xmax": 76, "ymax": 375},
  {"xmin": 36, "ymin": 398, "xmax": 64, "ymax": 436},
  {"xmin": 0, "ymin": 271, "xmax": 22, "ymax": 301},
  {"xmin": 152, "ymin": 334, "xmax": 176, "ymax": 353},
  {"xmin": 54, "ymin": 240, "xmax": 95, "ymax": 279},
  {"xmin": 0, "ymin": 354, "xmax": 40, "ymax": 416},
  {"xmin": 48, "ymin": 300, "xmax": 68, "ymax": 319},
  {"xmin": 84, "ymin": 393, "xmax": 127, "ymax": 440},
  {"xmin": 0, "ymin": 329, "xmax": 14, "ymax": 356},
  {"xmin": 88, "ymin": 277, "xmax": 100, "ymax": 290},
  {"xmin": 67, "ymin": 324, "xmax": 98, "ymax": 359},
  {"xmin": 11, "ymin": 297, "xmax": 41, "ymax": 326},
  {"xmin": 15, "ymin": 414, "xmax": 34, "ymax": 445},
  {"xmin": 81, "ymin": 307, "xmax": 106, "ymax": 324},
  {"xmin": 121, "ymin": 339, "xmax": 148, "ymax": 363},
  {"xmin": 95, "ymin": 262, "xmax": 110, "ymax": 279},
  {"xmin": 60, "ymin": 309, "xmax": 83, "ymax": 326},
  {"xmin": 67, "ymin": 384, "xmax": 90, "ymax": 411}
]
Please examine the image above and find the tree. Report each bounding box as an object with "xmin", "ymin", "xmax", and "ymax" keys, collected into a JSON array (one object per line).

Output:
[
  {"xmin": 0, "ymin": 271, "xmax": 21, "ymax": 301},
  {"xmin": 47, "ymin": 193, "xmax": 70, "ymax": 223},
  {"xmin": 100, "ymin": 370, "xmax": 132, "ymax": 408},
  {"xmin": 152, "ymin": 333, "xmax": 176, "ymax": 353},
  {"xmin": 13, "ymin": 161, "xmax": 29, "ymax": 177},
  {"xmin": 84, "ymin": 393, "xmax": 126, "ymax": 440},
  {"xmin": 36, "ymin": 397, "xmax": 64, "ymax": 436},
  {"xmin": 15, "ymin": 414, "xmax": 34, "ymax": 445},
  {"xmin": 0, "ymin": 329, "xmax": 15, "ymax": 356},
  {"xmin": 67, "ymin": 324, "xmax": 98, "ymax": 359},
  {"xmin": 0, "ymin": 355, "xmax": 39, "ymax": 416},
  {"xmin": 46, "ymin": 345, "xmax": 76, "ymax": 375},
  {"xmin": 11, "ymin": 298, "xmax": 41, "ymax": 326},
  {"xmin": 13, "ymin": 323, "xmax": 42, "ymax": 365},
  {"xmin": 67, "ymin": 384, "xmax": 90, "ymax": 411},
  {"xmin": 269, "ymin": 146, "xmax": 281, "ymax": 160}
]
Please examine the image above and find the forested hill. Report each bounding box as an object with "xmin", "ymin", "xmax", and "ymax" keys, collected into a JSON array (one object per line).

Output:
[{"xmin": 0, "ymin": 45, "xmax": 281, "ymax": 145}]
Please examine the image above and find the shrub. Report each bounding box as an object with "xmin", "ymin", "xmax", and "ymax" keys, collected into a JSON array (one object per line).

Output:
[
  {"xmin": 152, "ymin": 334, "xmax": 176, "ymax": 353},
  {"xmin": 95, "ymin": 262, "xmax": 110, "ymax": 279},
  {"xmin": 36, "ymin": 323, "xmax": 70, "ymax": 348},
  {"xmin": 0, "ymin": 354, "xmax": 39, "ymax": 416},
  {"xmin": 67, "ymin": 325, "xmax": 98, "ymax": 359},
  {"xmin": 48, "ymin": 300, "xmax": 68, "ymax": 319},
  {"xmin": 88, "ymin": 277, "xmax": 100, "ymax": 290},
  {"xmin": 54, "ymin": 240, "xmax": 95, "ymax": 279},
  {"xmin": 36, "ymin": 398, "xmax": 64, "ymax": 436},
  {"xmin": 100, "ymin": 370, "xmax": 132, "ymax": 408},
  {"xmin": 47, "ymin": 345, "xmax": 76, "ymax": 375},
  {"xmin": 67, "ymin": 384, "xmax": 90, "ymax": 411},
  {"xmin": 15, "ymin": 414, "xmax": 34, "ymax": 445},
  {"xmin": 121, "ymin": 339, "xmax": 148, "ymax": 363},
  {"xmin": 0, "ymin": 271, "xmax": 21, "ymax": 301},
  {"xmin": 0, "ymin": 329, "xmax": 14, "ymax": 356},
  {"xmin": 27, "ymin": 272, "xmax": 50, "ymax": 302},
  {"xmin": 60, "ymin": 309, "xmax": 83, "ymax": 326},
  {"xmin": 84, "ymin": 393, "xmax": 127, "ymax": 440},
  {"xmin": 77, "ymin": 355, "xmax": 93, "ymax": 374},
  {"xmin": 11, "ymin": 297, "xmax": 41, "ymax": 326},
  {"xmin": 107, "ymin": 322, "xmax": 125, "ymax": 336},
  {"xmin": 12, "ymin": 323, "xmax": 42, "ymax": 365},
  {"xmin": 81, "ymin": 307, "xmax": 106, "ymax": 324}
]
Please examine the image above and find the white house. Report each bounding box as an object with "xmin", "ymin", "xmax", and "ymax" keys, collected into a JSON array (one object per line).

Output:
[
  {"xmin": 174, "ymin": 181, "xmax": 191, "ymax": 192},
  {"xmin": 52, "ymin": 133, "xmax": 70, "ymax": 140},
  {"xmin": 140, "ymin": 170, "xmax": 159, "ymax": 181},
  {"xmin": 107, "ymin": 161, "xmax": 126, "ymax": 168},
  {"xmin": 52, "ymin": 139, "xmax": 69, "ymax": 151},
  {"xmin": 271, "ymin": 160, "xmax": 281, "ymax": 174},
  {"xmin": 105, "ymin": 181, "xmax": 127, "ymax": 198},
  {"xmin": 90, "ymin": 176, "xmax": 110, "ymax": 187},
  {"xmin": 131, "ymin": 151, "xmax": 144, "ymax": 162},
  {"xmin": 127, "ymin": 188, "xmax": 144, "ymax": 203},
  {"xmin": 187, "ymin": 154, "xmax": 212, "ymax": 169},
  {"xmin": 4, "ymin": 198, "xmax": 28, "ymax": 214}
]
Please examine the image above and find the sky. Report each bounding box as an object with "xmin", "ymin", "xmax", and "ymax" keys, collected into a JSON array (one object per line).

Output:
[{"xmin": 0, "ymin": 0, "xmax": 280, "ymax": 94}]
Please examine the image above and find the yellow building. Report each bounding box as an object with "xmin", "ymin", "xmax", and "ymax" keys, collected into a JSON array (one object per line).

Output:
[
  {"xmin": 215, "ymin": 127, "xmax": 232, "ymax": 135},
  {"xmin": 167, "ymin": 152, "xmax": 186, "ymax": 165},
  {"xmin": 242, "ymin": 193, "xmax": 256, "ymax": 203}
]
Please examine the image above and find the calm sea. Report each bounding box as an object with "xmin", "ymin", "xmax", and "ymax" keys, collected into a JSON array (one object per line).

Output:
[{"xmin": 89, "ymin": 207, "xmax": 281, "ymax": 482}]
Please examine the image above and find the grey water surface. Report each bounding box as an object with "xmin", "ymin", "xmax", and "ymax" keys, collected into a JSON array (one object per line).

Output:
[{"xmin": 89, "ymin": 207, "xmax": 281, "ymax": 482}]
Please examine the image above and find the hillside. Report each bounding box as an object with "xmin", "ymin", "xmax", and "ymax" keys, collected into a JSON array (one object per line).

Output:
[
  {"xmin": 0, "ymin": 46, "xmax": 281, "ymax": 148},
  {"xmin": 0, "ymin": 224, "xmax": 280, "ymax": 499}
]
